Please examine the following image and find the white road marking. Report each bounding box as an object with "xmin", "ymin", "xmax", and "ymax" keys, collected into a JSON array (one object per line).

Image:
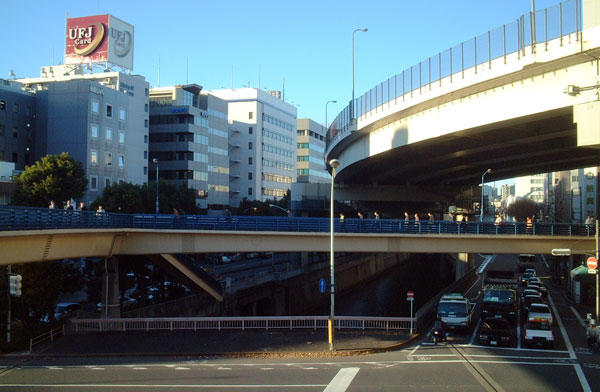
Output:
[
  {"xmin": 573, "ymin": 364, "xmax": 592, "ymax": 392},
  {"xmin": 540, "ymin": 255, "xmax": 550, "ymax": 270},
  {"xmin": 0, "ymin": 383, "xmax": 328, "ymax": 389},
  {"xmin": 408, "ymin": 344, "xmax": 420, "ymax": 356},
  {"xmin": 175, "ymin": 367, "xmax": 190, "ymax": 370},
  {"xmin": 455, "ymin": 344, "xmax": 570, "ymax": 354},
  {"xmin": 303, "ymin": 367, "xmax": 318, "ymax": 370},
  {"xmin": 132, "ymin": 367, "xmax": 146, "ymax": 370},
  {"xmin": 90, "ymin": 367, "xmax": 105, "ymax": 371},
  {"xmin": 218, "ymin": 367, "xmax": 232, "ymax": 370},
  {"xmin": 46, "ymin": 367, "xmax": 63, "ymax": 370},
  {"xmin": 547, "ymin": 293, "xmax": 576, "ymax": 359},
  {"xmin": 570, "ymin": 306, "xmax": 586, "ymax": 327},
  {"xmin": 477, "ymin": 255, "xmax": 496, "ymax": 274},
  {"xmin": 323, "ymin": 367, "xmax": 360, "ymax": 392},
  {"xmin": 260, "ymin": 367, "xmax": 274, "ymax": 370}
]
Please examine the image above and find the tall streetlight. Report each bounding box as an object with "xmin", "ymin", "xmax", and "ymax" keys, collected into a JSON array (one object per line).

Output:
[
  {"xmin": 325, "ymin": 100, "xmax": 337, "ymax": 132},
  {"xmin": 153, "ymin": 158, "xmax": 159, "ymax": 215},
  {"xmin": 268, "ymin": 204, "xmax": 289, "ymax": 215},
  {"xmin": 328, "ymin": 158, "xmax": 340, "ymax": 351},
  {"xmin": 480, "ymin": 168, "xmax": 492, "ymax": 222},
  {"xmin": 352, "ymin": 28, "xmax": 368, "ymax": 123}
]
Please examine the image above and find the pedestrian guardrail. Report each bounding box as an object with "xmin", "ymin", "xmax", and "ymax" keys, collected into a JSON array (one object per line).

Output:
[
  {"xmin": 0, "ymin": 205, "xmax": 595, "ymax": 237},
  {"xmin": 69, "ymin": 316, "xmax": 414, "ymax": 333},
  {"xmin": 29, "ymin": 325, "xmax": 65, "ymax": 353}
]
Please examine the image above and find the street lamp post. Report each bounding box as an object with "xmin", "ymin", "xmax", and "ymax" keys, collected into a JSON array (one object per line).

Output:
[
  {"xmin": 480, "ymin": 168, "xmax": 492, "ymax": 222},
  {"xmin": 268, "ymin": 204, "xmax": 288, "ymax": 215},
  {"xmin": 328, "ymin": 158, "xmax": 340, "ymax": 351},
  {"xmin": 352, "ymin": 28, "xmax": 368, "ymax": 123},
  {"xmin": 153, "ymin": 158, "xmax": 159, "ymax": 215},
  {"xmin": 325, "ymin": 100, "xmax": 337, "ymax": 134}
]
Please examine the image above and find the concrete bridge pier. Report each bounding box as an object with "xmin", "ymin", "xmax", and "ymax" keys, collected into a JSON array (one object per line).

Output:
[
  {"xmin": 455, "ymin": 253, "xmax": 474, "ymax": 281},
  {"xmin": 100, "ymin": 256, "xmax": 120, "ymax": 318}
]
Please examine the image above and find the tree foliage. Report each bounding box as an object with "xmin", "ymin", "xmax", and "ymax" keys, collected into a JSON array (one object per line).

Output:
[
  {"xmin": 506, "ymin": 198, "xmax": 541, "ymax": 222},
  {"xmin": 11, "ymin": 153, "xmax": 87, "ymax": 207},
  {"xmin": 90, "ymin": 180, "xmax": 200, "ymax": 214}
]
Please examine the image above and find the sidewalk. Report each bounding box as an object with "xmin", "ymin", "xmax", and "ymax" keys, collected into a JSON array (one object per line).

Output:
[{"xmin": 28, "ymin": 329, "xmax": 416, "ymax": 358}]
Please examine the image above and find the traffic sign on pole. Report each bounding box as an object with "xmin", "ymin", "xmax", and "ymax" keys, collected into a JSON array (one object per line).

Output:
[
  {"xmin": 587, "ymin": 257, "xmax": 598, "ymax": 270},
  {"xmin": 319, "ymin": 278, "xmax": 327, "ymax": 293}
]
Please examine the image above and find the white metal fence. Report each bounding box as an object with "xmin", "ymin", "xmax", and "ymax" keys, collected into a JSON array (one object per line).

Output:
[{"xmin": 69, "ymin": 316, "xmax": 414, "ymax": 333}]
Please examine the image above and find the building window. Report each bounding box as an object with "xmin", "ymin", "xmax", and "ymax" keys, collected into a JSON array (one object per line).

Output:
[
  {"xmin": 106, "ymin": 152, "xmax": 112, "ymax": 166},
  {"xmin": 12, "ymin": 152, "xmax": 17, "ymax": 163},
  {"xmin": 144, "ymin": 135, "xmax": 148, "ymax": 144},
  {"xmin": 145, "ymin": 87, "xmax": 149, "ymax": 97},
  {"xmin": 0, "ymin": 124, "xmax": 4, "ymax": 136},
  {"xmin": 587, "ymin": 197, "xmax": 595, "ymax": 205},
  {"xmin": 144, "ymin": 151, "xmax": 148, "ymax": 159},
  {"xmin": 90, "ymin": 176, "xmax": 98, "ymax": 190},
  {"xmin": 106, "ymin": 104, "xmax": 113, "ymax": 118},
  {"xmin": 105, "ymin": 178, "xmax": 111, "ymax": 187},
  {"xmin": 119, "ymin": 108, "xmax": 126, "ymax": 121},
  {"xmin": 248, "ymin": 142, "xmax": 253, "ymax": 150},
  {"xmin": 248, "ymin": 172, "xmax": 253, "ymax": 180},
  {"xmin": 13, "ymin": 103, "xmax": 19, "ymax": 113},
  {"xmin": 249, "ymin": 127, "xmax": 253, "ymax": 134},
  {"xmin": 144, "ymin": 166, "xmax": 148, "ymax": 175},
  {"xmin": 92, "ymin": 100, "xmax": 99, "ymax": 113},
  {"xmin": 144, "ymin": 103, "xmax": 148, "ymax": 113},
  {"xmin": 12, "ymin": 127, "xmax": 18, "ymax": 139},
  {"xmin": 144, "ymin": 119, "xmax": 149, "ymax": 128},
  {"xmin": 119, "ymin": 155, "xmax": 125, "ymax": 167},
  {"xmin": 248, "ymin": 187, "xmax": 253, "ymax": 195},
  {"xmin": 249, "ymin": 112, "xmax": 253, "ymax": 120},
  {"xmin": 91, "ymin": 124, "xmax": 98, "ymax": 138},
  {"xmin": 91, "ymin": 150, "xmax": 98, "ymax": 164},
  {"xmin": 119, "ymin": 132, "xmax": 125, "ymax": 144},
  {"xmin": 106, "ymin": 128, "xmax": 113, "ymax": 140},
  {"xmin": 248, "ymin": 157, "xmax": 253, "ymax": 165}
]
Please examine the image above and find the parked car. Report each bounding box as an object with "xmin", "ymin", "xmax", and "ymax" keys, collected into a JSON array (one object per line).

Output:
[
  {"xmin": 478, "ymin": 318, "xmax": 513, "ymax": 347},
  {"xmin": 527, "ymin": 303, "xmax": 553, "ymax": 325}
]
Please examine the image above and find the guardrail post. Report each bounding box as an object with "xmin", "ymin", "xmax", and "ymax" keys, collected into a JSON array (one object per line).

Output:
[
  {"xmin": 29, "ymin": 338, "xmax": 33, "ymax": 353},
  {"xmin": 242, "ymin": 319, "xmax": 245, "ymax": 331},
  {"xmin": 314, "ymin": 319, "xmax": 317, "ymax": 330},
  {"xmin": 289, "ymin": 319, "xmax": 292, "ymax": 330}
]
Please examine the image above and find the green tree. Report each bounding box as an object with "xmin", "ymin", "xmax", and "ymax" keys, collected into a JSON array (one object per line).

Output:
[
  {"xmin": 11, "ymin": 153, "xmax": 87, "ymax": 207},
  {"xmin": 91, "ymin": 180, "xmax": 200, "ymax": 214},
  {"xmin": 507, "ymin": 198, "xmax": 541, "ymax": 222}
]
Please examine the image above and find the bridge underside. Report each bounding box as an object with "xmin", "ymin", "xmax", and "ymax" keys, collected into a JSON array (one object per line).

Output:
[{"xmin": 336, "ymin": 107, "xmax": 600, "ymax": 187}]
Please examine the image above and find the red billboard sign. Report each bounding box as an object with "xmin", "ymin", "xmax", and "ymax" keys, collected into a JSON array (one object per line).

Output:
[{"xmin": 66, "ymin": 15, "xmax": 109, "ymax": 65}]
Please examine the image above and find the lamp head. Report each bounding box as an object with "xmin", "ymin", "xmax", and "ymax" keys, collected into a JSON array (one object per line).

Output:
[
  {"xmin": 329, "ymin": 159, "xmax": 340, "ymax": 169},
  {"xmin": 361, "ymin": 28, "xmax": 368, "ymax": 32},
  {"xmin": 487, "ymin": 168, "xmax": 492, "ymax": 174},
  {"xmin": 152, "ymin": 158, "xmax": 158, "ymax": 164}
]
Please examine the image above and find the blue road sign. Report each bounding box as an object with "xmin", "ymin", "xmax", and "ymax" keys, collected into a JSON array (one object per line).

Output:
[{"xmin": 319, "ymin": 278, "xmax": 327, "ymax": 293}]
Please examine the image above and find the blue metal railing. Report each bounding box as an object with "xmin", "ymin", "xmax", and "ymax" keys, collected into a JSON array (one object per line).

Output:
[{"xmin": 0, "ymin": 205, "xmax": 594, "ymax": 237}]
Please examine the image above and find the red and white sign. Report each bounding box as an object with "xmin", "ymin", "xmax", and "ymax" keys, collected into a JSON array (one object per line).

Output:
[
  {"xmin": 65, "ymin": 14, "xmax": 134, "ymax": 70},
  {"xmin": 587, "ymin": 257, "xmax": 598, "ymax": 270},
  {"xmin": 407, "ymin": 291, "xmax": 414, "ymax": 297}
]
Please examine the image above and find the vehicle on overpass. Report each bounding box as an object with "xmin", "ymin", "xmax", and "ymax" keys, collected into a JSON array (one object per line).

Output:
[{"xmin": 437, "ymin": 293, "xmax": 474, "ymax": 330}]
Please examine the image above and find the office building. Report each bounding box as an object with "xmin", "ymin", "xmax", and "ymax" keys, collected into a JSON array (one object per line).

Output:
[
  {"xmin": 208, "ymin": 88, "xmax": 297, "ymax": 207},
  {"xmin": 149, "ymin": 84, "xmax": 229, "ymax": 210},
  {"xmin": 0, "ymin": 78, "xmax": 36, "ymax": 170},
  {"xmin": 296, "ymin": 118, "xmax": 329, "ymax": 184},
  {"xmin": 17, "ymin": 64, "xmax": 150, "ymax": 204}
]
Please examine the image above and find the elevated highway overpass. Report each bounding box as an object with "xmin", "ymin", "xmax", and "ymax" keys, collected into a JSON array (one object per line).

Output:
[
  {"xmin": 326, "ymin": 0, "xmax": 600, "ymax": 188},
  {"xmin": 0, "ymin": 206, "xmax": 594, "ymax": 265}
]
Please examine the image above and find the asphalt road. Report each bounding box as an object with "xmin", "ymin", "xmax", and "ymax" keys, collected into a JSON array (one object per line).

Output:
[{"xmin": 1, "ymin": 254, "xmax": 598, "ymax": 391}]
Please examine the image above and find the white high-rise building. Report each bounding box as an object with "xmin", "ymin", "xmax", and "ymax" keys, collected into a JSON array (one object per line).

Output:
[{"xmin": 208, "ymin": 88, "xmax": 297, "ymax": 207}]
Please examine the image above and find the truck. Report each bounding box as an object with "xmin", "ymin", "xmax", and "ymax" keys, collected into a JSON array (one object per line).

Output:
[
  {"xmin": 481, "ymin": 287, "xmax": 517, "ymax": 323},
  {"xmin": 437, "ymin": 293, "xmax": 474, "ymax": 330},
  {"xmin": 484, "ymin": 269, "xmax": 518, "ymax": 288},
  {"xmin": 518, "ymin": 254, "xmax": 537, "ymax": 272}
]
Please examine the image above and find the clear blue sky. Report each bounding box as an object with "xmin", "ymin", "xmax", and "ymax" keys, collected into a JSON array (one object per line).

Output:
[{"xmin": 1, "ymin": 0, "xmax": 562, "ymax": 127}]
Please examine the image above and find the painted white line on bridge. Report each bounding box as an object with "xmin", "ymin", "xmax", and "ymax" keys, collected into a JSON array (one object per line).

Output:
[
  {"xmin": 0, "ymin": 383, "xmax": 329, "ymax": 389},
  {"xmin": 469, "ymin": 318, "xmax": 481, "ymax": 345},
  {"xmin": 323, "ymin": 367, "xmax": 360, "ymax": 392},
  {"xmin": 454, "ymin": 344, "xmax": 570, "ymax": 354}
]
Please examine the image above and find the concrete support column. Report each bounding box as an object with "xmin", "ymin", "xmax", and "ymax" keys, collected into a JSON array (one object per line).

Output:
[
  {"xmin": 455, "ymin": 253, "xmax": 472, "ymax": 280},
  {"xmin": 300, "ymin": 252, "xmax": 309, "ymax": 268},
  {"xmin": 101, "ymin": 256, "xmax": 120, "ymax": 319}
]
